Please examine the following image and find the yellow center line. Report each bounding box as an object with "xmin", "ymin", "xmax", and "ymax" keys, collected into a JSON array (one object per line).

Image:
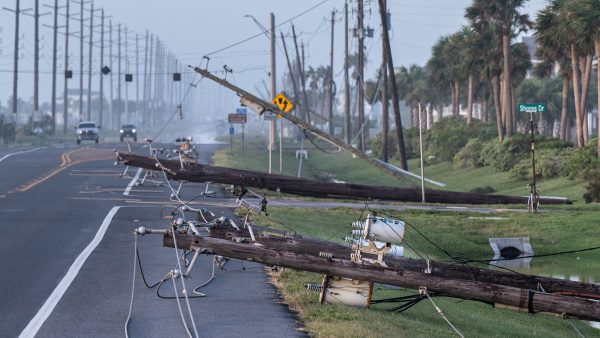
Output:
[{"xmin": 17, "ymin": 155, "xmax": 114, "ymax": 192}]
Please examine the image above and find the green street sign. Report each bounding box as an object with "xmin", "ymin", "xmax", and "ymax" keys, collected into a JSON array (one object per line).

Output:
[{"xmin": 517, "ymin": 103, "xmax": 547, "ymax": 113}]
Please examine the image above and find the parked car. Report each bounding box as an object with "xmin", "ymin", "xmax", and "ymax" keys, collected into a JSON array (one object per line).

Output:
[
  {"xmin": 120, "ymin": 124, "xmax": 138, "ymax": 142},
  {"xmin": 75, "ymin": 121, "xmax": 100, "ymax": 144}
]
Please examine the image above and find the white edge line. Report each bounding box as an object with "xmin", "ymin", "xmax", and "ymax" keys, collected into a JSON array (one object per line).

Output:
[
  {"xmin": 123, "ymin": 168, "xmax": 143, "ymax": 196},
  {"xmin": 0, "ymin": 147, "xmax": 46, "ymax": 163},
  {"xmin": 19, "ymin": 206, "xmax": 121, "ymax": 338}
]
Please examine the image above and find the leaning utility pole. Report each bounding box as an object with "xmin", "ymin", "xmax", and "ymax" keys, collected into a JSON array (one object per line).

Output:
[
  {"xmin": 86, "ymin": 2, "xmax": 94, "ymax": 120},
  {"xmin": 343, "ymin": 1, "xmax": 350, "ymax": 145},
  {"xmin": 62, "ymin": 0, "xmax": 70, "ymax": 134},
  {"xmin": 380, "ymin": 0, "xmax": 388, "ymax": 162},
  {"xmin": 50, "ymin": 0, "xmax": 59, "ymax": 134},
  {"xmin": 291, "ymin": 25, "xmax": 310, "ymax": 125},
  {"xmin": 357, "ymin": 0, "xmax": 367, "ymax": 151},
  {"xmin": 280, "ymin": 33, "xmax": 301, "ymax": 122},
  {"xmin": 377, "ymin": 0, "xmax": 407, "ymax": 170},
  {"xmin": 328, "ymin": 9, "xmax": 335, "ymax": 136}
]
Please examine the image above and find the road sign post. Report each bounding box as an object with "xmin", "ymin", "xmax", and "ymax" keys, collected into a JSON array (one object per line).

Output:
[
  {"xmin": 517, "ymin": 103, "xmax": 545, "ymax": 213},
  {"xmin": 229, "ymin": 109, "xmax": 247, "ymax": 156}
]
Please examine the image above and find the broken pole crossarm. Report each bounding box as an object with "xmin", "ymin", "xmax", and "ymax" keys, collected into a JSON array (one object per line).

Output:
[
  {"xmin": 189, "ymin": 66, "xmax": 413, "ymax": 184},
  {"xmin": 117, "ymin": 152, "xmax": 571, "ymax": 205},
  {"xmin": 164, "ymin": 232, "xmax": 600, "ymax": 321}
]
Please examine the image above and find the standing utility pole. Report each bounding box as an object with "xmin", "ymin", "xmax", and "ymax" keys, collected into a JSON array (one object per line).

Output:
[
  {"xmin": 3, "ymin": 0, "xmax": 31, "ymax": 132},
  {"xmin": 78, "ymin": 0, "xmax": 84, "ymax": 120},
  {"xmin": 357, "ymin": 0, "xmax": 365, "ymax": 151},
  {"xmin": 135, "ymin": 32, "xmax": 140, "ymax": 123},
  {"xmin": 108, "ymin": 20, "xmax": 114, "ymax": 129},
  {"xmin": 142, "ymin": 30, "xmax": 149, "ymax": 128},
  {"xmin": 98, "ymin": 9, "xmax": 104, "ymax": 127},
  {"xmin": 343, "ymin": 1, "xmax": 350, "ymax": 145},
  {"xmin": 33, "ymin": 0, "xmax": 40, "ymax": 123},
  {"xmin": 62, "ymin": 0, "xmax": 70, "ymax": 134},
  {"xmin": 380, "ymin": 0, "xmax": 388, "ymax": 162},
  {"xmin": 86, "ymin": 2, "xmax": 94, "ymax": 120},
  {"xmin": 50, "ymin": 0, "xmax": 59, "ymax": 134},
  {"xmin": 377, "ymin": 0, "xmax": 407, "ymax": 169},
  {"xmin": 269, "ymin": 13, "xmax": 276, "ymax": 174},
  {"xmin": 124, "ymin": 26, "xmax": 129, "ymax": 119},
  {"xmin": 117, "ymin": 23, "xmax": 121, "ymax": 126},
  {"xmin": 146, "ymin": 34, "xmax": 154, "ymax": 128},
  {"xmin": 328, "ymin": 10, "xmax": 335, "ymax": 136}
]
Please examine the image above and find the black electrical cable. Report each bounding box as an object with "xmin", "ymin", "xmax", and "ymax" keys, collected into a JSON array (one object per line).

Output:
[{"xmin": 303, "ymin": 130, "xmax": 340, "ymax": 154}]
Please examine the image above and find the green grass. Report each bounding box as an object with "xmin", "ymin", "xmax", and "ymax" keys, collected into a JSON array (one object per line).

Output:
[{"xmin": 253, "ymin": 206, "xmax": 600, "ymax": 338}]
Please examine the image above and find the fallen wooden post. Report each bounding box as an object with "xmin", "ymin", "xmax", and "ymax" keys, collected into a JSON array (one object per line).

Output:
[
  {"xmin": 117, "ymin": 152, "xmax": 572, "ymax": 205},
  {"xmin": 208, "ymin": 225, "xmax": 600, "ymax": 297},
  {"xmin": 164, "ymin": 231, "xmax": 600, "ymax": 321}
]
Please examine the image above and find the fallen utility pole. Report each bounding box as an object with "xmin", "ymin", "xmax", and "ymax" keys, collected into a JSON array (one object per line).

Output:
[
  {"xmin": 165, "ymin": 231, "xmax": 600, "ymax": 321},
  {"xmin": 117, "ymin": 152, "xmax": 571, "ymax": 205},
  {"xmin": 208, "ymin": 225, "xmax": 600, "ymax": 296},
  {"xmin": 190, "ymin": 67, "xmax": 415, "ymax": 184}
]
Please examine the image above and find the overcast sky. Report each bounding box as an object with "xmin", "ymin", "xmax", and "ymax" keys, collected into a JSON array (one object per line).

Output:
[{"xmin": 0, "ymin": 0, "xmax": 547, "ymax": 109}]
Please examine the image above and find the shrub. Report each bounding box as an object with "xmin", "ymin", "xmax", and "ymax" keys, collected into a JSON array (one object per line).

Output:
[
  {"xmin": 564, "ymin": 138, "xmax": 600, "ymax": 179},
  {"xmin": 509, "ymin": 148, "xmax": 572, "ymax": 181},
  {"xmin": 453, "ymin": 138, "xmax": 484, "ymax": 168},
  {"xmin": 425, "ymin": 116, "xmax": 496, "ymax": 163},
  {"xmin": 583, "ymin": 168, "xmax": 600, "ymax": 203}
]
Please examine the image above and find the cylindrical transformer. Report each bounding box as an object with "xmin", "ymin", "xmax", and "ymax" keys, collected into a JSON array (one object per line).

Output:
[
  {"xmin": 364, "ymin": 216, "xmax": 405, "ymax": 245},
  {"xmin": 319, "ymin": 276, "xmax": 373, "ymax": 308}
]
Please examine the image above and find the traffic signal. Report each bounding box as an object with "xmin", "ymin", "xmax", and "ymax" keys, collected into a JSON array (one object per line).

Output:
[
  {"xmin": 173, "ymin": 73, "xmax": 181, "ymax": 81},
  {"xmin": 65, "ymin": 70, "xmax": 73, "ymax": 79},
  {"xmin": 125, "ymin": 74, "xmax": 133, "ymax": 82},
  {"xmin": 101, "ymin": 66, "xmax": 111, "ymax": 75}
]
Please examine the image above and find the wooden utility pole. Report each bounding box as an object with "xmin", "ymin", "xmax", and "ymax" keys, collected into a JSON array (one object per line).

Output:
[
  {"xmin": 291, "ymin": 25, "xmax": 310, "ymax": 124},
  {"xmin": 280, "ymin": 33, "xmax": 301, "ymax": 121},
  {"xmin": 380, "ymin": 1, "xmax": 388, "ymax": 162},
  {"xmin": 98, "ymin": 9, "xmax": 104, "ymax": 127},
  {"xmin": 206, "ymin": 224, "xmax": 600, "ymax": 297},
  {"xmin": 165, "ymin": 232, "xmax": 600, "ymax": 321},
  {"xmin": 344, "ymin": 1, "xmax": 350, "ymax": 145},
  {"xmin": 142, "ymin": 30, "xmax": 148, "ymax": 128},
  {"xmin": 118, "ymin": 152, "xmax": 571, "ymax": 205},
  {"xmin": 135, "ymin": 33, "xmax": 141, "ymax": 123},
  {"xmin": 377, "ymin": 0, "xmax": 407, "ymax": 170},
  {"xmin": 268, "ymin": 13, "xmax": 276, "ymax": 174},
  {"xmin": 33, "ymin": 0, "xmax": 40, "ymax": 123},
  {"xmin": 147, "ymin": 34, "xmax": 154, "ymax": 128},
  {"xmin": 78, "ymin": 0, "xmax": 84, "ymax": 121},
  {"xmin": 328, "ymin": 10, "xmax": 335, "ymax": 135},
  {"xmin": 62, "ymin": 0, "xmax": 69, "ymax": 134},
  {"xmin": 50, "ymin": 0, "xmax": 59, "ymax": 134},
  {"xmin": 124, "ymin": 26, "xmax": 129, "ymax": 120},
  {"xmin": 86, "ymin": 2, "xmax": 93, "ymax": 121},
  {"xmin": 357, "ymin": 0, "xmax": 365, "ymax": 151},
  {"xmin": 108, "ymin": 20, "xmax": 114, "ymax": 129},
  {"xmin": 117, "ymin": 23, "xmax": 121, "ymax": 126}
]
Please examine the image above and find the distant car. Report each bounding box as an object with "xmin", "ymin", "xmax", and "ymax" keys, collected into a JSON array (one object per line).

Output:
[
  {"xmin": 75, "ymin": 121, "xmax": 100, "ymax": 144},
  {"xmin": 120, "ymin": 124, "xmax": 138, "ymax": 142}
]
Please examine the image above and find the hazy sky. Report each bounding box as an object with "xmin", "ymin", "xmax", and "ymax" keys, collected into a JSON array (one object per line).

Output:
[{"xmin": 0, "ymin": 0, "xmax": 547, "ymax": 109}]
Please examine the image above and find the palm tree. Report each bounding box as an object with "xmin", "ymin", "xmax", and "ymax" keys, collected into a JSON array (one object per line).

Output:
[
  {"xmin": 466, "ymin": 0, "xmax": 531, "ymax": 138},
  {"xmin": 426, "ymin": 37, "xmax": 452, "ymax": 122},
  {"xmin": 477, "ymin": 23, "xmax": 504, "ymax": 141},
  {"xmin": 570, "ymin": 0, "xmax": 600, "ymax": 155},
  {"xmin": 534, "ymin": 5, "xmax": 572, "ymax": 141}
]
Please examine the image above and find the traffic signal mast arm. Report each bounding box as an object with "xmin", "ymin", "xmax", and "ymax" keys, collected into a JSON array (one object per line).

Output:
[{"xmin": 190, "ymin": 66, "xmax": 412, "ymax": 183}]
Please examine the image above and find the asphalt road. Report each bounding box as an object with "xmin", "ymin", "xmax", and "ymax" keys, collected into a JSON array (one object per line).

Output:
[{"xmin": 0, "ymin": 142, "xmax": 302, "ymax": 338}]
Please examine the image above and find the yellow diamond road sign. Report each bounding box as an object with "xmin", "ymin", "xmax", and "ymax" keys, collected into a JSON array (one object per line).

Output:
[{"xmin": 272, "ymin": 92, "xmax": 294, "ymax": 113}]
